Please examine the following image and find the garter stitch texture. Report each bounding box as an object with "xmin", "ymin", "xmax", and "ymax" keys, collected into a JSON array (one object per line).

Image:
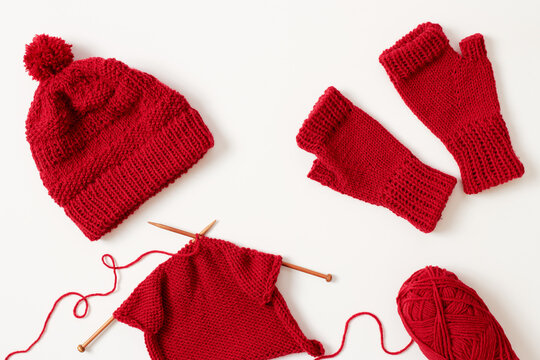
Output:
[
  {"xmin": 114, "ymin": 235, "xmax": 324, "ymax": 360},
  {"xmin": 24, "ymin": 35, "xmax": 213, "ymax": 240},
  {"xmin": 297, "ymin": 87, "xmax": 456, "ymax": 233},
  {"xmin": 380, "ymin": 23, "xmax": 524, "ymax": 194}
]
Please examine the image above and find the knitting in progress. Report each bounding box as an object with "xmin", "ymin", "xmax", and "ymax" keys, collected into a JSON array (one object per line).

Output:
[
  {"xmin": 317, "ymin": 266, "xmax": 519, "ymax": 360},
  {"xmin": 114, "ymin": 235, "xmax": 324, "ymax": 360},
  {"xmin": 297, "ymin": 86, "xmax": 456, "ymax": 233},
  {"xmin": 24, "ymin": 34, "xmax": 214, "ymax": 240},
  {"xmin": 380, "ymin": 23, "xmax": 524, "ymax": 194},
  {"xmin": 74, "ymin": 221, "xmax": 332, "ymax": 353}
]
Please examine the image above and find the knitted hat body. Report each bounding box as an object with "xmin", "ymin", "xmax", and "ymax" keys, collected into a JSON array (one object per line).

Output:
[
  {"xmin": 380, "ymin": 23, "xmax": 524, "ymax": 194},
  {"xmin": 114, "ymin": 236, "xmax": 324, "ymax": 359},
  {"xmin": 24, "ymin": 35, "xmax": 213, "ymax": 240}
]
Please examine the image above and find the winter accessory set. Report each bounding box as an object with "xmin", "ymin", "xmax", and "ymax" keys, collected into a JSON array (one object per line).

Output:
[{"xmin": 6, "ymin": 22, "xmax": 524, "ymax": 360}]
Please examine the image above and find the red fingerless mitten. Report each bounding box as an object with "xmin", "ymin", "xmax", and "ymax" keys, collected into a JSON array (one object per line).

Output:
[
  {"xmin": 297, "ymin": 87, "xmax": 456, "ymax": 233},
  {"xmin": 380, "ymin": 22, "xmax": 524, "ymax": 194}
]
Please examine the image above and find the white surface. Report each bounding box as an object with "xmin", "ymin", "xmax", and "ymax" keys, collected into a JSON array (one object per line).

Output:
[{"xmin": 1, "ymin": 1, "xmax": 539, "ymax": 359}]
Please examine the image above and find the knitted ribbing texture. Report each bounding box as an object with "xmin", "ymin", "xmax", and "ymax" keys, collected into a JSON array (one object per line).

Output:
[
  {"xmin": 380, "ymin": 23, "xmax": 524, "ymax": 194},
  {"xmin": 24, "ymin": 35, "xmax": 214, "ymax": 240},
  {"xmin": 114, "ymin": 235, "xmax": 324, "ymax": 360},
  {"xmin": 297, "ymin": 87, "xmax": 456, "ymax": 233}
]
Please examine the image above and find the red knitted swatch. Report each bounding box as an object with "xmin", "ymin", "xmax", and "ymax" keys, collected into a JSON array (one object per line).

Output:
[
  {"xmin": 24, "ymin": 35, "xmax": 213, "ymax": 240},
  {"xmin": 114, "ymin": 235, "xmax": 324, "ymax": 360},
  {"xmin": 297, "ymin": 87, "xmax": 456, "ymax": 233},
  {"xmin": 380, "ymin": 23, "xmax": 524, "ymax": 194}
]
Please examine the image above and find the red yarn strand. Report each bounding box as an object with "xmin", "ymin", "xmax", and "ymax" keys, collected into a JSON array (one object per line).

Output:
[
  {"xmin": 5, "ymin": 250, "xmax": 181, "ymax": 360},
  {"xmin": 315, "ymin": 312, "xmax": 413, "ymax": 359}
]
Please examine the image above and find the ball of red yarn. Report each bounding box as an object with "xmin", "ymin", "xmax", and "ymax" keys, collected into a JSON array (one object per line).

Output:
[
  {"xmin": 24, "ymin": 34, "xmax": 73, "ymax": 81},
  {"xmin": 397, "ymin": 266, "xmax": 519, "ymax": 360}
]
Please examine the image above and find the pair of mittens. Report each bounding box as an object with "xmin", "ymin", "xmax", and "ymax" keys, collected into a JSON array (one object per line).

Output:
[{"xmin": 297, "ymin": 23, "xmax": 523, "ymax": 232}]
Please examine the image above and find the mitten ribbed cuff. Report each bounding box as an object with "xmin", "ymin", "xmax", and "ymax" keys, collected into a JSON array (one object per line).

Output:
[
  {"xmin": 380, "ymin": 154, "xmax": 457, "ymax": 233},
  {"xmin": 309, "ymin": 156, "xmax": 456, "ymax": 233},
  {"xmin": 379, "ymin": 22, "xmax": 449, "ymax": 80},
  {"xmin": 296, "ymin": 86, "xmax": 353, "ymax": 155},
  {"xmin": 446, "ymin": 115, "xmax": 524, "ymax": 194}
]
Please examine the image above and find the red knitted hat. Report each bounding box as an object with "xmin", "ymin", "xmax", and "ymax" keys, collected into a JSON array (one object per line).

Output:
[{"xmin": 24, "ymin": 35, "xmax": 214, "ymax": 240}]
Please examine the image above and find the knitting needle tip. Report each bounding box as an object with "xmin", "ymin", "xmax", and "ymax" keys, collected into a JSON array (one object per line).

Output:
[
  {"xmin": 281, "ymin": 261, "xmax": 332, "ymax": 282},
  {"xmin": 202, "ymin": 219, "xmax": 217, "ymax": 233}
]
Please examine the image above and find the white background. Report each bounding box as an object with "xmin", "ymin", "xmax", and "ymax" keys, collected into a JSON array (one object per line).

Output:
[{"xmin": 1, "ymin": 1, "xmax": 539, "ymax": 359}]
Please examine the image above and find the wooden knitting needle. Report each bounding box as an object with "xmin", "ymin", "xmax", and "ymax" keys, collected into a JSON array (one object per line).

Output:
[
  {"xmin": 147, "ymin": 221, "xmax": 333, "ymax": 282},
  {"xmin": 77, "ymin": 220, "xmax": 217, "ymax": 353},
  {"xmin": 77, "ymin": 316, "xmax": 114, "ymax": 353}
]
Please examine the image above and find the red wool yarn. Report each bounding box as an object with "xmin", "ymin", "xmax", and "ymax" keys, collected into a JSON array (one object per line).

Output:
[
  {"xmin": 380, "ymin": 23, "xmax": 524, "ymax": 194},
  {"xmin": 319, "ymin": 266, "xmax": 519, "ymax": 360},
  {"xmin": 5, "ymin": 249, "xmax": 180, "ymax": 360},
  {"xmin": 398, "ymin": 266, "xmax": 519, "ymax": 360}
]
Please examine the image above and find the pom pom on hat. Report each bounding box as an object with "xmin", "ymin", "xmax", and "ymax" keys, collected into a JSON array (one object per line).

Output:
[{"xmin": 24, "ymin": 34, "xmax": 73, "ymax": 81}]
